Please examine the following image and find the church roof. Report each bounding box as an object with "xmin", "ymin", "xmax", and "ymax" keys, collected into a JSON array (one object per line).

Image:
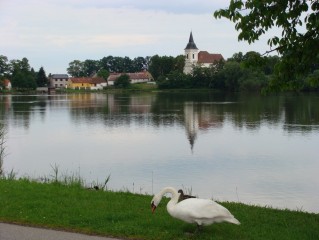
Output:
[
  {"xmin": 185, "ymin": 32, "xmax": 198, "ymax": 50},
  {"xmin": 198, "ymin": 51, "xmax": 224, "ymax": 64}
]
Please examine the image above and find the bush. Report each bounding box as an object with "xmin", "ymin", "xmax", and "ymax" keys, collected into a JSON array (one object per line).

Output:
[{"xmin": 114, "ymin": 74, "xmax": 131, "ymax": 88}]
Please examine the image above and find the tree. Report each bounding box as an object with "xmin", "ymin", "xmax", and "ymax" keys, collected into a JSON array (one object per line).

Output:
[
  {"xmin": 0, "ymin": 55, "xmax": 9, "ymax": 80},
  {"xmin": 67, "ymin": 60, "xmax": 84, "ymax": 77},
  {"xmin": 157, "ymin": 71, "xmax": 191, "ymax": 89},
  {"xmin": 36, "ymin": 67, "xmax": 48, "ymax": 87},
  {"xmin": 132, "ymin": 57, "xmax": 148, "ymax": 72},
  {"xmin": 219, "ymin": 61, "xmax": 243, "ymax": 91},
  {"xmin": 97, "ymin": 69, "xmax": 109, "ymax": 85},
  {"xmin": 228, "ymin": 52, "xmax": 244, "ymax": 63},
  {"xmin": 82, "ymin": 59, "xmax": 100, "ymax": 77},
  {"xmin": 191, "ymin": 66, "xmax": 212, "ymax": 88},
  {"xmin": 114, "ymin": 74, "xmax": 131, "ymax": 88},
  {"xmin": 10, "ymin": 58, "xmax": 36, "ymax": 89},
  {"xmin": 214, "ymin": 0, "xmax": 319, "ymax": 90},
  {"xmin": 148, "ymin": 55, "xmax": 184, "ymax": 81}
]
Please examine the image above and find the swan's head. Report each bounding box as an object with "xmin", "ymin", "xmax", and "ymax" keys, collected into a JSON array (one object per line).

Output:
[{"xmin": 151, "ymin": 194, "xmax": 162, "ymax": 214}]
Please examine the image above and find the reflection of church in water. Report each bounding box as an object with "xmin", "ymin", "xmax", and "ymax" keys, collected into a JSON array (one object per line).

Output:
[
  {"xmin": 184, "ymin": 102, "xmax": 199, "ymax": 151},
  {"xmin": 184, "ymin": 102, "xmax": 222, "ymax": 152},
  {"xmin": 182, "ymin": 32, "xmax": 224, "ymax": 151}
]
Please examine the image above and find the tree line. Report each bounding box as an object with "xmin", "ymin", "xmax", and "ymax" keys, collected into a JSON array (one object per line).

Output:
[
  {"xmin": 67, "ymin": 56, "xmax": 150, "ymax": 78},
  {"xmin": 2, "ymin": 51, "xmax": 319, "ymax": 92},
  {"xmin": 151, "ymin": 51, "xmax": 319, "ymax": 92},
  {"xmin": 0, "ymin": 55, "xmax": 47, "ymax": 89}
]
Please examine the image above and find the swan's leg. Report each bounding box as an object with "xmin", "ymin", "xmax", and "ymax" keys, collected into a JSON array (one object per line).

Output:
[{"xmin": 195, "ymin": 223, "xmax": 203, "ymax": 233}]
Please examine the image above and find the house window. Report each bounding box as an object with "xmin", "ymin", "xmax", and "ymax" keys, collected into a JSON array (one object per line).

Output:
[
  {"xmin": 193, "ymin": 54, "xmax": 195, "ymax": 59},
  {"xmin": 186, "ymin": 54, "xmax": 188, "ymax": 59}
]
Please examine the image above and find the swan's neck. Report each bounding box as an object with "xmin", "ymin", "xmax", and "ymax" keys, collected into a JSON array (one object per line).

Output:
[
  {"xmin": 158, "ymin": 187, "xmax": 180, "ymax": 215},
  {"xmin": 159, "ymin": 187, "xmax": 179, "ymax": 202}
]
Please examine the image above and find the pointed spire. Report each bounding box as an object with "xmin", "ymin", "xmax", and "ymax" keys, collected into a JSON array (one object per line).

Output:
[{"xmin": 185, "ymin": 31, "xmax": 198, "ymax": 50}]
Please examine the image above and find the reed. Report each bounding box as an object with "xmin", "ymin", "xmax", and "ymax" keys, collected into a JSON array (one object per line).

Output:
[{"xmin": 0, "ymin": 123, "xmax": 6, "ymax": 177}]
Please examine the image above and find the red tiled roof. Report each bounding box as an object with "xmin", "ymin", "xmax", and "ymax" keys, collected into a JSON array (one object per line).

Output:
[
  {"xmin": 198, "ymin": 51, "xmax": 224, "ymax": 64},
  {"xmin": 3, "ymin": 79, "xmax": 11, "ymax": 87},
  {"xmin": 108, "ymin": 71, "xmax": 152, "ymax": 82},
  {"xmin": 69, "ymin": 77, "xmax": 105, "ymax": 84}
]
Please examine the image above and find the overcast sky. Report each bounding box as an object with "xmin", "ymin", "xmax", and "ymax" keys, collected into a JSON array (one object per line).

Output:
[{"xmin": 0, "ymin": 0, "xmax": 278, "ymax": 74}]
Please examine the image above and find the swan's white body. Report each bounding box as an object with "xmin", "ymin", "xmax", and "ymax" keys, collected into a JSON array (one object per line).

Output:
[{"xmin": 151, "ymin": 187, "xmax": 240, "ymax": 226}]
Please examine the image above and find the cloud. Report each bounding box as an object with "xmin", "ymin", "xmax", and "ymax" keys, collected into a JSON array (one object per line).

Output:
[
  {"xmin": 0, "ymin": 0, "xmax": 278, "ymax": 74},
  {"xmin": 47, "ymin": 0, "xmax": 226, "ymax": 14}
]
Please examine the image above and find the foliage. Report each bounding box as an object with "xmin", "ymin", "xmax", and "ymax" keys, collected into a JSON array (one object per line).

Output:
[
  {"xmin": 0, "ymin": 56, "xmax": 49, "ymax": 90},
  {"xmin": 304, "ymin": 70, "xmax": 319, "ymax": 91},
  {"xmin": 155, "ymin": 51, "xmax": 281, "ymax": 92},
  {"xmin": 67, "ymin": 56, "xmax": 150, "ymax": 78},
  {"xmin": 114, "ymin": 74, "xmax": 131, "ymax": 88},
  {"xmin": 1, "ymin": 179, "xmax": 319, "ymax": 240},
  {"xmin": 10, "ymin": 58, "xmax": 36, "ymax": 89},
  {"xmin": 214, "ymin": 0, "xmax": 319, "ymax": 90},
  {"xmin": 157, "ymin": 71, "xmax": 191, "ymax": 89},
  {"xmin": 0, "ymin": 55, "xmax": 9, "ymax": 80},
  {"xmin": 191, "ymin": 65, "xmax": 214, "ymax": 88},
  {"xmin": 67, "ymin": 60, "xmax": 84, "ymax": 77},
  {"xmin": 97, "ymin": 69, "xmax": 110, "ymax": 83},
  {"xmin": 36, "ymin": 67, "xmax": 48, "ymax": 87},
  {"xmin": 148, "ymin": 55, "xmax": 185, "ymax": 81},
  {"xmin": 1, "ymin": 47, "xmax": 319, "ymax": 92}
]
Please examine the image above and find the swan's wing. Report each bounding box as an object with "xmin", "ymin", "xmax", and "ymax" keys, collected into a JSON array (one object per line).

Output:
[{"xmin": 175, "ymin": 198, "xmax": 234, "ymax": 219}]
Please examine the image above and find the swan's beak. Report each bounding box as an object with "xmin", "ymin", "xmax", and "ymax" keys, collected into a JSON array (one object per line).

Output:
[{"xmin": 151, "ymin": 202, "xmax": 157, "ymax": 214}]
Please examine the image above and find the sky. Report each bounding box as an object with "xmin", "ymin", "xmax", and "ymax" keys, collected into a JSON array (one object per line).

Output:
[{"xmin": 0, "ymin": 0, "xmax": 278, "ymax": 74}]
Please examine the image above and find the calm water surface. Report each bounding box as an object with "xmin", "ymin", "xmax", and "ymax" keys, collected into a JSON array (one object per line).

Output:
[{"xmin": 1, "ymin": 92, "xmax": 319, "ymax": 213}]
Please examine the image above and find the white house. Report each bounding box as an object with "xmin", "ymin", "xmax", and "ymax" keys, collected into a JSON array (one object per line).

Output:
[
  {"xmin": 107, "ymin": 71, "xmax": 153, "ymax": 85},
  {"xmin": 50, "ymin": 74, "xmax": 69, "ymax": 88},
  {"xmin": 183, "ymin": 32, "xmax": 224, "ymax": 74}
]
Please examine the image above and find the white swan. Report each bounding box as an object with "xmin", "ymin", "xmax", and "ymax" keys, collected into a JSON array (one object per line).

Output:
[{"xmin": 151, "ymin": 187, "xmax": 240, "ymax": 227}]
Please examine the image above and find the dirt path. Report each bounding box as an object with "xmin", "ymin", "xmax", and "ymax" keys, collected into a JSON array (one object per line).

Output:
[{"xmin": 0, "ymin": 222, "xmax": 121, "ymax": 240}]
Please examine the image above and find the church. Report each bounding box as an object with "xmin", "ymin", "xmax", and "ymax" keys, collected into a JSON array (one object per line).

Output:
[{"xmin": 183, "ymin": 32, "xmax": 224, "ymax": 74}]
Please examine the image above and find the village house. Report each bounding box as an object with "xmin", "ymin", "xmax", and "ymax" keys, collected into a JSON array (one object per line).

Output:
[
  {"xmin": 50, "ymin": 74, "xmax": 69, "ymax": 88},
  {"xmin": 3, "ymin": 79, "xmax": 12, "ymax": 90},
  {"xmin": 107, "ymin": 71, "xmax": 153, "ymax": 85},
  {"xmin": 67, "ymin": 77, "xmax": 106, "ymax": 90},
  {"xmin": 183, "ymin": 32, "xmax": 224, "ymax": 74}
]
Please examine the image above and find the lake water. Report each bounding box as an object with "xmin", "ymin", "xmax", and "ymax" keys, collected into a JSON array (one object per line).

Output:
[{"xmin": 1, "ymin": 92, "xmax": 319, "ymax": 213}]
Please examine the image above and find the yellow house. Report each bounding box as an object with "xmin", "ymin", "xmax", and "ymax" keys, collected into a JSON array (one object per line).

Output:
[{"xmin": 68, "ymin": 77, "xmax": 106, "ymax": 90}]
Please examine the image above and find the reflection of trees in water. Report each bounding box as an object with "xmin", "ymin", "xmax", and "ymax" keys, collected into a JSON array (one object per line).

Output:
[
  {"xmin": 0, "ymin": 95, "xmax": 48, "ymax": 130},
  {"xmin": 1, "ymin": 92, "xmax": 319, "ymax": 134},
  {"xmin": 283, "ymin": 93, "xmax": 319, "ymax": 132}
]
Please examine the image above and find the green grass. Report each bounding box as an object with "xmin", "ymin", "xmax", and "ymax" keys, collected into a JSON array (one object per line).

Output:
[{"xmin": 0, "ymin": 179, "xmax": 318, "ymax": 240}]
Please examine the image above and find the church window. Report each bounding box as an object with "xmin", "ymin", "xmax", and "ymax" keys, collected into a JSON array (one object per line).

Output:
[{"xmin": 193, "ymin": 54, "xmax": 195, "ymax": 59}]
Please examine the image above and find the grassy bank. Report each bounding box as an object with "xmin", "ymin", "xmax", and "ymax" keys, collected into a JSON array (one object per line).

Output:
[{"xmin": 0, "ymin": 179, "xmax": 318, "ymax": 240}]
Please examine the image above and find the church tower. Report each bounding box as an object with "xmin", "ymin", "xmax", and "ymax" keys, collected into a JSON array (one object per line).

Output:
[{"xmin": 183, "ymin": 31, "xmax": 199, "ymax": 74}]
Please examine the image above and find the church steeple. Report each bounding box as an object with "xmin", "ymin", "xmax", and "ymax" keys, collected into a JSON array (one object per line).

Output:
[
  {"xmin": 185, "ymin": 31, "xmax": 198, "ymax": 50},
  {"xmin": 183, "ymin": 31, "xmax": 199, "ymax": 74}
]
